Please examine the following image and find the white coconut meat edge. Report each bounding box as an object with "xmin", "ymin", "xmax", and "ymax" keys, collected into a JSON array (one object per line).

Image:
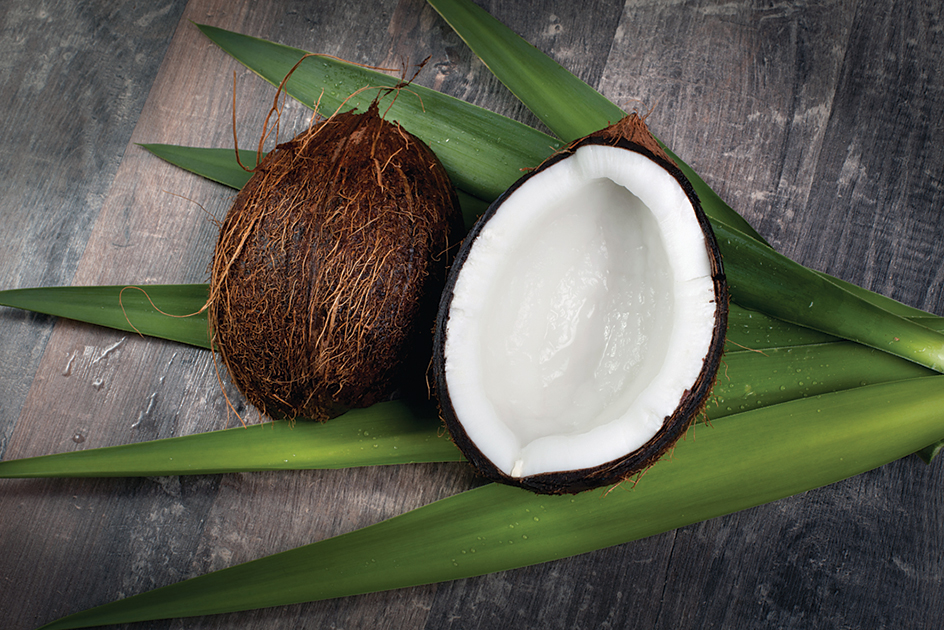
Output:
[{"xmin": 443, "ymin": 143, "xmax": 717, "ymax": 479}]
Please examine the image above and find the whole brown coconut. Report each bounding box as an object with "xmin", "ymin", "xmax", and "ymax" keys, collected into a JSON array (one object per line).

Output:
[{"xmin": 210, "ymin": 101, "xmax": 462, "ymax": 421}]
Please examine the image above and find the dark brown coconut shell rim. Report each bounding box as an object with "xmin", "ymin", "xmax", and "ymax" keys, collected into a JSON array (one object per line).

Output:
[{"xmin": 433, "ymin": 133, "xmax": 729, "ymax": 495}]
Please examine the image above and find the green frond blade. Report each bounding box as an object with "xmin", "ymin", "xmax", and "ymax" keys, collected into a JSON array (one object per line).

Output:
[
  {"xmin": 195, "ymin": 23, "xmax": 562, "ymax": 203},
  {"xmin": 0, "ymin": 284, "xmax": 210, "ymax": 348},
  {"xmin": 38, "ymin": 376, "xmax": 944, "ymax": 629},
  {"xmin": 0, "ymin": 400, "xmax": 459, "ymax": 478}
]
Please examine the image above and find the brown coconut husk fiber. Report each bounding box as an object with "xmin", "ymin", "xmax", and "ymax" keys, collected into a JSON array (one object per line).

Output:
[{"xmin": 209, "ymin": 100, "xmax": 462, "ymax": 421}]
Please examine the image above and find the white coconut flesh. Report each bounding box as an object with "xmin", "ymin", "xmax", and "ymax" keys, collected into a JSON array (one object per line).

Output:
[{"xmin": 442, "ymin": 143, "xmax": 718, "ymax": 479}]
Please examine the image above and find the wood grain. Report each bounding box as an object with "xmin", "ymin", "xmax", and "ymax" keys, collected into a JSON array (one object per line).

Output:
[{"xmin": 1, "ymin": 0, "xmax": 942, "ymax": 628}]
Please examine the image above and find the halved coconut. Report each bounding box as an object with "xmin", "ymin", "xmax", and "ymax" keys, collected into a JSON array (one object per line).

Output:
[{"xmin": 433, "ymin": 114, "xmax": 727, "ymax": 494}]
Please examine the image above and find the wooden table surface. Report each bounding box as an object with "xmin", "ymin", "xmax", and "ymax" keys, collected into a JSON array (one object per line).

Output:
[{"xmin": 2, "ymin": 1, "xmax": 943, "ymax": 628}]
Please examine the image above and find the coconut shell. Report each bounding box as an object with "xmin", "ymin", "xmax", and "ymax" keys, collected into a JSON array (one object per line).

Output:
[
  {"xmin": 433, "ymin": 113, "xmax": 728, "ymax": 494},
  {"xmin": 210, "ymin": 102, "xmax": 462, "ymax": 421}
]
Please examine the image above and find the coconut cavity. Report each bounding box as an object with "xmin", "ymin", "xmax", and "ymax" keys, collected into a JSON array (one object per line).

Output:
[
  {"xmin": 434, "ymin": 114, "xmax": 727, "ymax": 493},
  {"xmin": 210, "ymin": 102, "xmax": 462, "ymax": 421}
]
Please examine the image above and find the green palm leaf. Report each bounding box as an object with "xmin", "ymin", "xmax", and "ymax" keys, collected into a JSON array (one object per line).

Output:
[
  {"xmin": 425, "ymin": 0, "xmax": 765, "ymax": 243},
  {"xmin": 138, "ymin": 144, "xmax": 256, "ymax": 190},
  {"xmin": 425, "ymin": 0, "xmax": 937, "ymax": 325},
  {"xmin": 139, "ymin": 143, "xmax": 489, "ymax": 226},
  {"xmin": 0, "ymin": 400, "xmax": 459, "ymax": 478},
  {"xmin": 38, "ymin": 376, "xmax": 944, "ymax": 629},
  {"xmin": 0, "ymin": 284, "xmax": 210, "ymax": 348},
  {"xmin": 193, "ymin": 23, "xmax": 561, "ymax": 205}
]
